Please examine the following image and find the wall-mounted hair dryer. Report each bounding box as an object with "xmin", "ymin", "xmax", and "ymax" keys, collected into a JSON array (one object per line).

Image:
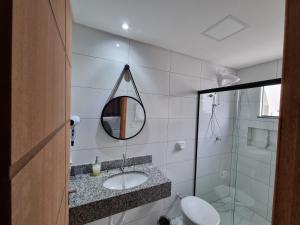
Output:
[{"xmin": 70, "ymin": 115, "xmax": 80, "ymax": 146}]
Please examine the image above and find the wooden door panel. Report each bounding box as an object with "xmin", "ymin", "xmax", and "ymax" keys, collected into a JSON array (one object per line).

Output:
[
  {"xmin": 12, "ymin": 0, "xmax": 66, "ymax": 164},
  {"xmin": 56, "ymin": 192, "xmax": 66, "ymax": 225},
  {"xmin": 66, "ymin": 0, "xmax": 72, "ymax": 63},
  {"xmin": 65, "ymin": 124, "xmax": 70, "ymax": 225},
  {"xmin": 11, "ymin": 128, "xmax": 66, "ymax": 225},
  {"xmin": 50, "ymin": 0, "xmax": 66, "ymax": 45},
  {"xmin": 66, "ymin": 62, "xmax": 71, "ymax": 120}
]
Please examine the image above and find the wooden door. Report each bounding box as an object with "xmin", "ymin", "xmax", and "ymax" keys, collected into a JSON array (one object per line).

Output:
[
  {"xmin": 272, "ymin": 0, "xmax": 300, "ymax": 224},
  {"xmin": 0, "ymin": 0, "xmax": 72, "ymax": 224}
]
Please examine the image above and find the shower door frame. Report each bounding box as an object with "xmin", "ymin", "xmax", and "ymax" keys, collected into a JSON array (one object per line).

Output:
[{"xmin": 193, "ymin": 78, "xmax": 282, "ymax": 222}]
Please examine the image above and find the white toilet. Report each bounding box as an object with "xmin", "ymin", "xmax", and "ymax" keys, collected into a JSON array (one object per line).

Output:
[{"xmin": 180, "ymin": 196, "xmax": 221, "ymax": 225}]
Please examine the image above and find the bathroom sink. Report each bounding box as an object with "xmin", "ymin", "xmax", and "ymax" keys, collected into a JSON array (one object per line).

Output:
[{"xmin": 103, "ymin": 171, "xmax": 148, "ymax": 190}]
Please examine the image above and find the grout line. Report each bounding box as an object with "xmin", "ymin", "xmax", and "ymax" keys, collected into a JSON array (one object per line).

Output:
[
  {"xmin": 233, "ymin": 169, "xmax": 272, "ymax": 188},
  {"xmin": 72, "ymin": 52, "xmax": 128, "ymax": 64},
  {"xmin": 71, "ymin": 137, "xmax": 197, "ymax": 152},
  {"xmin": 10, "ymin": 122, "xmax": 67, "ymax": 179},
  {"xmin": 47, "ymin": 0, "xmax": 66, "ymax": 52},
  {"xmin": 72, "ymin": 51, "xmax": 172, "ymax": 74}
]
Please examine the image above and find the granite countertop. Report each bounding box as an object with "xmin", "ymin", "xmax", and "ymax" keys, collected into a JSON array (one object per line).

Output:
[
  {"xmin": 69, "ymin": 160, "xmax": 171, "ymax": 225},
  {"xmin": 69, "ymin": 163, "xmax": 170, "ymax": 208}
]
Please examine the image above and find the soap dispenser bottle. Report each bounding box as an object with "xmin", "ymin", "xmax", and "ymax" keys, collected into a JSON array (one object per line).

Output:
[{"xmin": 92, "ymin": 156, "xmax": 101, "ymax": 176}]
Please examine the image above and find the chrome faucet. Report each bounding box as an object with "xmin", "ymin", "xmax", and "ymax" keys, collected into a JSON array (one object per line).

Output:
[{"xmin": 120, "ymin": 153, "xmax": 126, "ymax": 173}]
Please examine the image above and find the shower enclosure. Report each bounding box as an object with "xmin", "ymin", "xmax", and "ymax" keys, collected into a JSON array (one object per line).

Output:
[{"xmin": 195, "ymin": 79, "xmax": 281, "ymax": 225}]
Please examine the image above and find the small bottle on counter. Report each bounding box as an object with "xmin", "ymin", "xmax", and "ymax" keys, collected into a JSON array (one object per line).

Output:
[{"xmin": 92, "ymin": 156, "xmax": 101, "ymax": 176}]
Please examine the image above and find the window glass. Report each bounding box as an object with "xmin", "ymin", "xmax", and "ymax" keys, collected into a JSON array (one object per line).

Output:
[{"xmin": 260, "ymin": 84, "xmax": 281, "ymax": 117}]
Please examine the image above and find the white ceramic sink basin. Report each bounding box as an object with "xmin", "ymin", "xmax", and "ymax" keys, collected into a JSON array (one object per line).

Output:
[{"xmin": 103, "ymin": 171, "xmax": 148, "ymax": 190}]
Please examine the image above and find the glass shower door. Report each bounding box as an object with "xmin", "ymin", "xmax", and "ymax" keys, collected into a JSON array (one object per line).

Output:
[
  {"xmin": 232, "ymin": 86, "xmax": 279, "ymax": 225},
  {"xmin": 196, "ymin": 90, "xmax": 237, "ymax": 225},
  {"xmin": 195, "ymin": 82, "xmax": 280, "ymax": 225}
]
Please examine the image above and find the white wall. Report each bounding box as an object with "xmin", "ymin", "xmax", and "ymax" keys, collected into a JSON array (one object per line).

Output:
[
  {"xmin": 71, "ymin": 23, "xmax": 236, "ymax": 225},
  {"xmin": 237, "ymin": 59, "xmax": 282, "ymax": 83}
]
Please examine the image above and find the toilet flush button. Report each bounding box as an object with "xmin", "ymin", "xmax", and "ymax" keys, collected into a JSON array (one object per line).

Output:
[{"xmin": 175, "ymin": 141, "xmax": 186, "ymax": 150}]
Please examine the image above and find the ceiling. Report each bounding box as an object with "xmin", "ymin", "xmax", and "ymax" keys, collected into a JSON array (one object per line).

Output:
[{"xmin": 71, "ymin": 0, "xmax": 285, "ymax": 69}]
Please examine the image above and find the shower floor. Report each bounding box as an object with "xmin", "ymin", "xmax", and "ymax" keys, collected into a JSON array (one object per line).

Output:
[{"xmin": 212, "ymin": 197, "xmax": 271, "ymax": 225}]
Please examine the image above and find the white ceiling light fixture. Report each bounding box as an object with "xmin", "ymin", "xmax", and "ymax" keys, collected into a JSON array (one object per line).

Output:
[
  {"xmin": 122, "ymin": 23, "xmax": 129, "ymax": 30},
  {"xmin": 202, "ymin": 15, "xmax": 248, "ymax": 41}
]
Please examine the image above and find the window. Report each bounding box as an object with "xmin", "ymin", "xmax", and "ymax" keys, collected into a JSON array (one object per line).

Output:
[{"xmin": 260, "ymin": 84, "xmax": 281, "ymax": 117}]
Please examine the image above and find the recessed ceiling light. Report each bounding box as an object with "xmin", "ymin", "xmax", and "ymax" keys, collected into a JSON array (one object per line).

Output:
[
  {"xmin": 122, "ymin": 23, "xmax": 129, "ymax": 30},
  {"xmin": 116, "ymin": 43, "xmax": 120, "ymax": 47},
  {"xmin": 202, "ymin": 15, "xmax": 248, "ymax": 41}
]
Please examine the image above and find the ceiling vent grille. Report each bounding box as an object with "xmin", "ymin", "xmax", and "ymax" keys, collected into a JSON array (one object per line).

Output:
[{"xmin": 202, "ymin": 15, "xmax": 248, "ymax": 41}]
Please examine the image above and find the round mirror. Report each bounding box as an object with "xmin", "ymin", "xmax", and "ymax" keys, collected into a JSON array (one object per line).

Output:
[{"xmin": 101, "ymin": 96, "xmax": 146, "ymax": 140}]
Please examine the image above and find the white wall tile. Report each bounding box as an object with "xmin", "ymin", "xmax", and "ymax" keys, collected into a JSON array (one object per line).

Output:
[
  {"xmin": 170, "ymin": 73, "xmax": 200, "ymax": 98},
  {"xmin": 168, "ymin": 118, "xmax": 196, "ymax": 141},
  {"xmin": 166, "ymin": 160, "xmax": 195, "ymax": 184},
  {"xmin": 270, "ymin": 165, "xmax": 276, "ymax": 187},
  {"xmin": 125, "ymin": 200, "xmax": 164, "ymax": 224},
  {"xmin": 200, "ymin": 78, "xmax": 218, "ymax": 90},
  {"xmin": 197, "ymin": 137, "xmax": 232, "ymax": 158},
  {"xmin": 237, "ymin": 61, "xmax": 277, "ymax": 83},
  {"xmin": 71, "ymin": 87, "xmax": 110, "ymax": 118},
  {"xmin": 276, "ymin": 59, "xmax": 283, "ymax": 78},
  {"xmin": 73, "ymin": 24, "xmax": 129, "ymax": 62},
  {"xmin": 166, "ymin": 139, "xmax": 195, "ymax": 164},
  {"xmin": 237, "ymin": 141, "xmax": 272, "ymax": 164},
  {"xmin": 140, "ymin": 93, "xmax": 169, "ymax": 118},
  {"xmin": 72, "ymin": 118, "xmax": 125, "ymax": 150},
  {"xmin": 71, "ymin": 147, "xmax": 126, "ymax": 165},
  {"xmin": 197, "ymin": 154, "xmax": 231, "ymax": 177},
  {"xmin": 195, "ymin": 173, "xmax": 230, "ymax": 196},
  {"xmin": 236, "ymin": 172, "xmax": 269, "ymax": 205},
  {"xmin": 214, "ymin": 100, "xmax": 235, "ymax": 120},
  {"xmin": 201, "ymin": 62, "xmax": 218, "ymax": 80},
  {"xmin": 130, "ymin": 65, "xmax": 169, "ymax": 95},
  {"xmin": 237, "ymin": 156, "xmax": 271, "ymax": 185},
  {"xmin": 196, "ymin": 155, "xmax": 222, "ymax": 177},
  {"xmin": 126, "ymin": 142, "xmax": 167, "ymax": 167},
  {"xmin": 129, "ymin": 41, "xmax": 170, "ymax": 71},
  {"xmin": 169, "ymin": 97, "xmax": 197, "ymax": 119},
  {"xmin": 126, "ymin": 118, "xmax": 168, "ymax": 145},
  {"xmin": 170, "ymin": 52, "xmax": 202, "ymax": 77},
  {"xmin": 244, "ymin": 200, "xmax": 268, "ymax": 221},
  {"xmin": 72, "ymin": 54, "xmax": 127, "ymax": 90}
]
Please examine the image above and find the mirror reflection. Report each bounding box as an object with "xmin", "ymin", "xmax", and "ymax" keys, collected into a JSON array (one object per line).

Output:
[{"xmin": 101, "ymin": 96, "xmax": 146, "ymax": 140}]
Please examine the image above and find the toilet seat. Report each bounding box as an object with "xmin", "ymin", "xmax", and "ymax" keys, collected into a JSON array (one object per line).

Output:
[{"xmin": 180, "ymin": 196, "xmax": 220, "ymax": 225}]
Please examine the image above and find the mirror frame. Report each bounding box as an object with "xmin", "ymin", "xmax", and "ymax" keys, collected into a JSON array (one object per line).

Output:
[{"xmin": 100, "ymin": 95, "xmax": 146, "ymax": 140}]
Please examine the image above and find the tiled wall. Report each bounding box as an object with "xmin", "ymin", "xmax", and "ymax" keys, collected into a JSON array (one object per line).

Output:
[
  {"xmin": 237, "ymin": 59, "xmax": 282, "ymax": 84},
  {"xmin": 71, "ymin": 23, "xmax": 236, "ymax": 225}
]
